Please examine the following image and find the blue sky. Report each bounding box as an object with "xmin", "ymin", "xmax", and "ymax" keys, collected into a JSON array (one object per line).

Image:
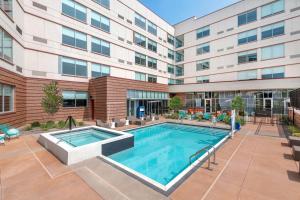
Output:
[{"xmin": 139, "ymin": 0, "xmax": 239, "ymax": 25}]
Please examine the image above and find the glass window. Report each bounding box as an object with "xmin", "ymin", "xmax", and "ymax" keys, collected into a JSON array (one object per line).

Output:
[
  {"xmin": 91, "ymin": 11, "xmax": 110, "ymax": 32},
  {"xmin": 62, "ymin": 0, "xmax": 87, "ymax": 22},
  {"xmin": 261, "ymin": 0, "xmax": 284, "ymax": 18},
  {"xmin": 0, "ymin": 83, "xmax": 14, "ymax": 113},
  {"xmin": 238, "ymin": 9, "xmax": 257, "ymax": 26},
  {"xmin": 148, "ymin": 39, "xmax": 157, "ymax": 52},
  {"xmin": 62, "ymin": 91, "xmax": 88, "ymax": 107},
  {"xmin": 148, "ymin": 57, "xmax": 157, "ymax": 69},
  {"xmin": 135, "ymin": 72, "xmax": 146, "ymax": 81},
  {"xmin": 197, "ymin": 60, "xmax": 210, "ymax": 71},
  {"xmin": 0, "ymin": 0, "xmax": 13, "ymax": 18},
  {"xmin": 134, "ymin": 32, "xmax": 146, "ymax": 47},
  {"xmin": 93, "ymin": 0, "xmax": 110, "ymax": 9},
  {"xmin": 175, "ymin": 66, "xmax": 184, "ymax": 76},
  {"xmin": 168, "ymin": 49, "xmax": 175, "ymax": 60},
  {"xmin": 196, "ymin": 76, "xmax": 210, "ymax": 83},
  {"xmin": 135, "ymin": 13, "xmax": 146, "ymax": 30},
  {"xmin": 261, "ymin": 44, "xmax": 284, "ymax": 60},
  {"xmin": 238, "ymin": 70, "xmax": 257, "ymax": 80},
  {"xmin": 196, "ymin": 26, "xmax": 210, "ymax": 39},
  {"xmin": 238, "ymin": 29, "xmax": 257, "ymax": 45},
  {"xmin": 91, "ymin": 37, "xmax": 110, "ymax": 56},
  {"xmin": 168, "ymin": 64, "xmax": 175, "ymax": 74},
  {"xmin": 262, "ymin": 66, "xmax": 284, "ymax": 79},
  {"xmin": 238, "ymin": 50, "xmax": 257, "ymax": 64},
  {"xmin": 1, "ymin": 29, "xmax": 13, "ymax": 62},
  {"xmin": 148, "ymin": 75, "xmax": 157, "ymax": 83},
  {"xmin": 196, "ymin": 43, "xmax": 210, "ymax": 55},
  {"xmin": 61, "ymin": 57, "xmax": 87, "ymax": 77},
  {"xmin": 261, "ymin": 22, "xmax": 284, "ymax": 39},
  {"xmin": 167, "ymin": 34, "xmax": 175, "ymax": 45},
  {"xmin": 62, "ymin": 27, "xmax": 87, "ymax": 50},
  {"xmin": 148, "ymin": 21, "xmax": 157, "ymax": 36},
  {"xmin": 92, "ymin": 63, "xmax": 110, "ymax": 78},
  {"xmin": 135, "ymin": 52, "xmax": 146, "ymax": 66},
  {"xmin": 176, "ymin": 51, "xmax": 184, "ymax": 62}
]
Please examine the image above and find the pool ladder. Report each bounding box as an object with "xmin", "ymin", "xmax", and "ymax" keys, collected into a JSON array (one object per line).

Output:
[{"xmin": 189, "ymin": 145, "xmax": 216, "ymax": 169}]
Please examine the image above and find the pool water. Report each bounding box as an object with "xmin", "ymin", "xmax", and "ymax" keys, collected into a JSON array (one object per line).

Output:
[
  {"xmin": 54, "ymin": 128, "xmax": 117, "ymax": 147},
  {"xmin": 109, "ymin": 123, "xmax": 229, "ymax": 185}
]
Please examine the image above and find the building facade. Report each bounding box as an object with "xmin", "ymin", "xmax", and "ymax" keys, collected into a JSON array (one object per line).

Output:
[{"xmin": 0, "ymin": 0, "xmax": 299, "ymax": 127}]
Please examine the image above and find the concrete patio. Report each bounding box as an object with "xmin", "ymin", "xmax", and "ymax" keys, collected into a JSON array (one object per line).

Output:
[{"xmin": 1, "ymin": 122, "xmax": 300, "ymax": 200}]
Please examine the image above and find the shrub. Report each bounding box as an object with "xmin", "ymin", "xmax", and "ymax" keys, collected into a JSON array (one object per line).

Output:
[
  {"xmin": 46, "ymin": 121, "xmax": 56, "ymax": 129},
  {"xmin": 169, "ymin": 96, "xmax": 183, "ymax": 112},
  {"xmin": 57, "ymin": 120, "xmax": 66, "ymax": 129},
  {"xmin": 165, "ymin": 113, "xmax": 179, "ymax": 119},
  {"xmin": 231, "ymin": 96, "xmax": 245, "ymax": 116},
  {"xmin": 288, "ymin": 125, "xmax": 300, "ymax": 137},
  {"xmin": 41, "ymin": 81, "xmax": 63, "ymax": 116},
  {"xmin": 78, "ymin": 121, "xmax": 84, "ymax": 126},
  {"xmin": 31, "ymin": 121, "xmax": 41, "ymax": 128},
  {"xmin": 25, "ymin": 125, "xmax": 32, "ymax": 131},
  {"xmin": 224, "ymin": 115, "xmax": 231, "ymax": 125},
  {"xmin": 40, "ymin": 123, "xmax": 49, "ymax": 131}
]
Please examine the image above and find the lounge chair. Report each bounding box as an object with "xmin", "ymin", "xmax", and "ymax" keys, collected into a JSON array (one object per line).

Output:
[
  {"xmin": 114, "ymin": 118, "xmax": 125, "ymax": 127},
  {"xmin": 203, "ymin": 113, "xmax": 212, "ymax": 120},
  {"xmin": 0, "ymin": 124, "xmax": 20, "ymax": 139},
  {"xmin": 0, "ymin": 134, "xmax": 5, "ymax": 145},
  {"xmin": 179, "ymin": 110, "xmax": 187, "ymax": 119},
  {"xmin": 96, "ymin": 120, "xmax": 110, "ymax": 129}
]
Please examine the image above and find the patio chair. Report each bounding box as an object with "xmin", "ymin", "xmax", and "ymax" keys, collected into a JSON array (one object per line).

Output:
[
  {"xmin": 217, "ymin": 113, "xmax": 226, "ymax": 122},
  {"xmin": 0, "ymin": 124, "xmax": 20, "ymax": 139},
  {"xmin": 96, "ymin": 120, "xmax": 110, "ymax": 129},
  {"xmin": 114, "ymin": 118, "xmax": 125, "ymax": 127},
  {"xmin": 203, "ymin": 113, "xmax": 212, "ymax": 120},
  {"xmin": 0, "ymin": 134, "xmax": 5, "ymax": 145},
  {"xmin": 179, "ymin": 110, "xmax": 187, "ymax": 119}
]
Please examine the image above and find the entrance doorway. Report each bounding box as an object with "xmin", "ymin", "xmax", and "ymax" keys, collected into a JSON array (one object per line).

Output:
[
  {"xmin": 205, "ymin": 99, "xmax": 212, "ymax": 113},
  {"xmin": 263, "ymin": 98, "xmax": 273, "ymax": 110}
]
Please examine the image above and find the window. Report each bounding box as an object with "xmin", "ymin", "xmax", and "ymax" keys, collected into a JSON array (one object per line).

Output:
[
  {"xmin": 176, "ymin": 51, "xmax": 184, "ymax": 62},
  {"xmin": 168, "ymin": 64, "xmax": 175, "ymax": 74},
  {"xmin": 92, "ymin": 63, "xmax": 110, "ymax": 78},
  {"xmin": 196, "ymin": 76, "xmax": 209, "ymax": 83},
  {"xmin": 93, "ymin": 0, "xmax": 110, "ymax": 9},
  {"xmin": 169, "ymin": 79, "xmax": 184, "ymax": 85},
  {"xmin": 196, "ymin": 26, "xmax": 210, "ymax": 39},
  {"xmin": 238, "ymin": 70, "xmax": 257, "ymax": 80},
  {"xmin": 261, "ymin": 22, "xmax": 284, "ymax": 39},
  {"xmin": 238, "ymin": 50, "xmax": 257, "ymax": 64},
  {"xmin": 148, "ymin": 57, "xmax": 157, "ymax": 69},
  {"xmin": 238, "ymin": 9, "xmax": 257, "ymax": 26},
  {"xmin": 91, "ymin": 37, "xmax": 110, "ymax": 56},
  {"xmin": 262, "ymin": 66, "xmax": 284, "ymax": 79},
  {"xmin": 0, "ymin": 0, "xmax": 12, "ymax": 18},
  {"xmin": 60, "ymin": 57, "xmax": 87, "ymax": 77},
  {"xmin": 196, "ymin": 43, "xmax": 210, "ymax": 55},
  {"xmin": 148, "ymin": 75, "xmax": 157, "ymax": 83},
  {"xmin": 0, "ymin": 28, "xmax": 13, "ymax": 62},
  {"xmin": 148, "ymin": 21, "xmax": 157, "ymax": 36},
  {"xmin": 135, "ymin": 52, "xmax": 146, "ymax": 66},
  {"xmin": 62, "ymin": 0, "xmax": 86, "ymax": 22},
  {"xmin": 62, "ymin": 27, "xmax": 87, "ymax": 50},
  {"xmin": 0, "ymin": 83, "xmax": 14, "ymax": 113},
  {"xmin": 134, "ymin": 32, "xmax": 146, "ymax": 47},
  {"xmin": 148, "ymin": 39, "xmax": 157, "ymax": 52},
  {"xmin": 62, "ymin": 91, "xmax": 88, "ymax": 107},
  {"xmin": 175, "ymin": 66, "xmax": 184, "ymax": 76},
  {"xmin": 261, "ymin": 44, "xmax": 284, "ymax": 60},
  {"xmin": 196, "ymin": 60, "xmax": 210, "ymax": 71},
  {"xmin": 238, "ymin": 29, "xmax": 257, "ymax": 45},
  {"xmin": 135, "ymin": 72, "xmax": 146, "ymax": 81},
  {"xmin": 261, "ymin": 0, "xmax": 284, "ymax": 18},
  {"xmin": 168, "ymin": 49, "xmax": 175, "ymax": 60},
  {"xmin": 135, "ymin": 13, "xmax": 146, "ymax": 30},
  {"xmin": 167, "ymin": 34, "xmax": 175, "ymax": 45},
  {"xmin": 91, "ymin": 11, "xmax": 110, "ymax": 32}
]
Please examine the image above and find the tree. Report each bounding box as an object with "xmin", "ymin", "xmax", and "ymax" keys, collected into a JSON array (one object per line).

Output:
[
  {"xmin": 169, "ymin": 96, "xmax": 183, "ymax": 112},
  {"xmin": 41, "ymin": 81, "xmax": 63, "ymax": 116},
  {"xmin": 231, "ymin": 96, "xmax": 245, "ymax": 116}
]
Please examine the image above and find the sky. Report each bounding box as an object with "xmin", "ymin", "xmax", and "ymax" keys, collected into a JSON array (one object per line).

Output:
[{"xmin": 139, "ymin": 0, "xmax": 239, "ymax": 25}]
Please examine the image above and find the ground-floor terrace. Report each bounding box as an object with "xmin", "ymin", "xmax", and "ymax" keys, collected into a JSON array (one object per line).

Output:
[{"xmin": 1, "ymin": 120, "xmax": 300, "ymax": 200}]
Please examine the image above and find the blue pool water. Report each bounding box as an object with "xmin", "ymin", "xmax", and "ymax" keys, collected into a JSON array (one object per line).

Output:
[
  {"xmin": 109, "ymin": 123, "xmax": 229, "ymax": 185},
  {"xmin": 54, "ymin": 128, "xmax": 117, "ymax": 147}
]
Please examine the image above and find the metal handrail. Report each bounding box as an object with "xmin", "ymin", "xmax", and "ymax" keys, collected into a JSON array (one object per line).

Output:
[{"xmin": 189, "ymin": 145, "xmax": 217, "ymax": 169}]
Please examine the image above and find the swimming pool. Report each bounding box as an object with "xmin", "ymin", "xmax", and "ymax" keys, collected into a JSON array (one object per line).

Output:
[
  {"xmin": 105, "ymin": 123, "xmax": 230, "ymax": 192},
  {"xmin": 54, "ymin": 128, "xmax": 118, "ymax": 147}
]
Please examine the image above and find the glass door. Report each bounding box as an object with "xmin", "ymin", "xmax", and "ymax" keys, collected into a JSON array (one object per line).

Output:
[
  {"xmin": 263, "ymin": 98, "xmax": 273, "ymax": 110},
  {"xmin": 205, "ymin": 99, "xmax": 212, "ymax": 113}
]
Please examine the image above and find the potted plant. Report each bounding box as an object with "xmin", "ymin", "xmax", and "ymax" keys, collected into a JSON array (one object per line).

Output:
[{"xmin": 231, "ymin": 96, "xmax": 245, "ymax": 130}]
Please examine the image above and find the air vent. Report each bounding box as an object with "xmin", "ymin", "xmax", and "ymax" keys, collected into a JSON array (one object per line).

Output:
[
  {"xmin": 16, "ymin": 65, "xmax": 22, "ymax": 73},
  {"xmin": 227, "ymin": 28, "xmax": 234, "ymax": 32},
  {"xmin": 163, "ymin": 40, "xmax": 166, "ymax": 43},
  {"xmin": 118, "ymin": 59, "xmax": 125, "ymax": 63},
  {"xmin": 32, "ymin": 1, "xmax": 47, "ymax": 11},
  {"xmin": 163, "ymin": 56, "xmax": 166, "ymax": 58},
  {"xmin": 291, "ymin": 30, "xmax": 300, "ymax": 35},
  {"xmin": 127, "ymin": 19, "xmax": 132, "ymax": 24},
  {"xmin": 159, "ymin": 54, "xmax": 162, "ymax": 57},
  {"xmin": 217, "ymin": 49, "xmax": 224, "ymax": 52},
  {"xmin": 16, "ymin": 25, "xmax": 22, "ymax": 35},
  {"xmin": 118, "ymin": 37, "xmax": 124, "ymax": 42},
  {"xmin": 226, "ymin": 65, "xmax": 234, "ymax": 68},
  {"xmin": 217, "ymin": 66, "xmax": 224, "ymax": 70},
  {"xmin": 291, "ymin": 6, "xmax": 300, "ymax": 12},
  {"xmin": 32, "ymin": 70, "xmax": 47, "ymax": 77},
  {"xmin": 217, "ymin": 31, "xmax": 224, "ymax": 35},
  {"xmin": 127, "ymin": 61, "xmax": 132, "ymax": 65},
  {"xmin": 227, "ymin": 46, "xmax": 234, "ymax": 50},
  {"xmin": 290, "ymin": 54, "xmax": 300, "ymax": 59},
  {"xmin": 127, "ymin": 41, "xmax": 132, "ymax": 45},
  {"xmin": 118, "ymin": 14, "xmax": 124, "ymax": 20},
  {"xmin": 159, "ymin": 37, "xmax": 162, "ymax": 41},
  {"xmin": 33, "ymin": 36, "xmax": 47, "ymax": 44}
]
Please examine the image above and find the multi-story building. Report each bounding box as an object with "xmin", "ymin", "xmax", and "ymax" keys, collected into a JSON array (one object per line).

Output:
[{"xmin": 0, "ymin": 0, "xmax": 299, "ymax": 127}]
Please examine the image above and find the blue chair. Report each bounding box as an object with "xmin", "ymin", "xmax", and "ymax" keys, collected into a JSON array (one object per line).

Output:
[
  {"xmin": 0, "ymin": 124, "xmax": 20, "ymax": 139},
  {"xmin": 0, "ymin": 134, "xmax": 5, "ymax": 144},
  {"xmin": 203, "ymin": 113, "xmax": 212, "ymax": 120}
]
